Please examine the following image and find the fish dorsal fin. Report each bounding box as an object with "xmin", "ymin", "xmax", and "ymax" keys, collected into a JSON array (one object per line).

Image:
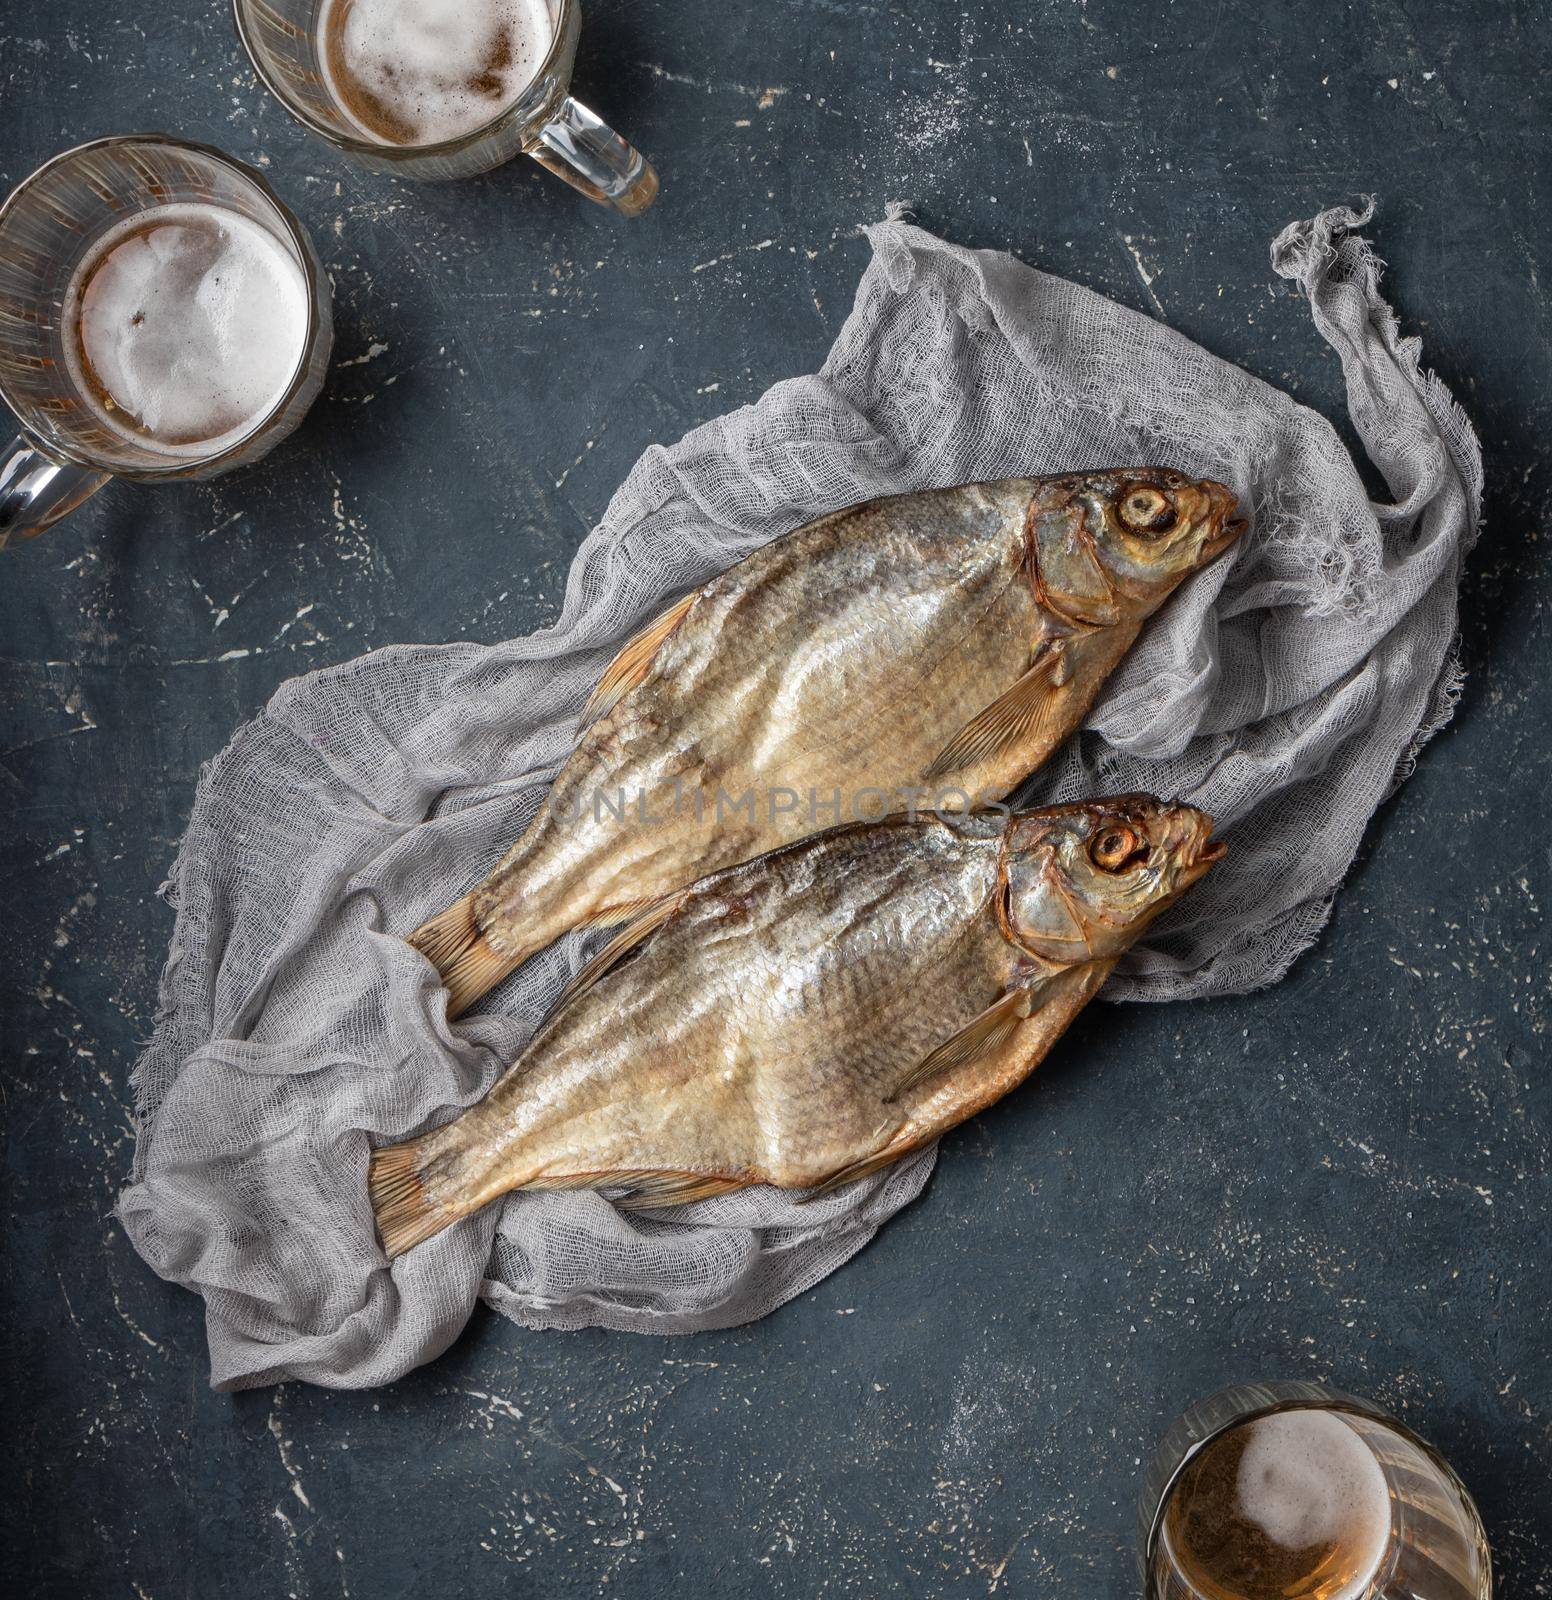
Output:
[
  {"xmin": 553, "ymin": 891, "xmax": 688, "ymax": 1010},
  {"xmin": 577, "ymin": 589, "xmax": 699, "ymax": 735},
  {"xmin": 886, "ymin": 985, "xmax": 1039, "ymax": 1103},
  {"xmin": 924, "ymin": 652, "xmax": 1065, "ymax": 780}
]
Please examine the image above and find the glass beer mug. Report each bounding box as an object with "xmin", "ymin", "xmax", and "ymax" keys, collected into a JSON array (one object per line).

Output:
[
  {"xmin": 1140, "ymin": 1381, "xmax": 1492, "ymax": 1600},
  {"xmin": 233, "ymin": 0, "xmax": 659, "ymax": 212},
  {"xmin": 0, "ymin": 135, "xmax": 332, "ymax": 549}
]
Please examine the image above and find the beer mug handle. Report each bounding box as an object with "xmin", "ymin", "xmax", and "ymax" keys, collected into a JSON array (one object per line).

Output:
[
  {"xmin": 0, "ymin": 436, "xmax": 109, "ymax": 552},
  {"xmin": 528, "ymin": 97, "xmax": 659, "ymax": 216}
]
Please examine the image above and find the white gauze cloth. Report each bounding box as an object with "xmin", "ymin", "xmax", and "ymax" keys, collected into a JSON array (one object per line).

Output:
[{"xmin": 118, "ymin": 207, "xmax": 1481, "ymax": 1389}]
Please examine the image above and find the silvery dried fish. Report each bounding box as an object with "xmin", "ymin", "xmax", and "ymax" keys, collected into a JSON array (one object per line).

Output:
[
  {"xmin": 411, "ymin": 471, "xmax": 1242, "ymax": 1014},
  {"xmin": 373, "ymin": 795, "xmax": 1224, "ymax": 1256}
]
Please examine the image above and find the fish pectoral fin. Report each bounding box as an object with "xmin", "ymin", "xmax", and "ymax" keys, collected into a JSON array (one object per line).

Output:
[
  {"xmin": 924, "ymin": 652, "xmax": 1064, "ymax": 780},
  {"xmin": 886, "ymin": 986, "xmax": 1037, "ymax": 1103},
  {"xmin": 553, "ymin": 891, "xmax": 690, "ymax": 1010},
  {"xmin": 577, "ymin": 589, "xmax": 699, "ymax": 735}
]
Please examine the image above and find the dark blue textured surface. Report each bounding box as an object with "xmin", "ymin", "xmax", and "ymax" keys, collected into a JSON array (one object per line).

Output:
[{"xmin": 2, "ymin": 2, "xmax": 1548, "ymax": 1594}]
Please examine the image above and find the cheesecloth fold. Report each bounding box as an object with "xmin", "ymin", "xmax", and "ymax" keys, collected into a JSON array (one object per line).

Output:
[{"xmin": 117, "ymin": 206, "xmax": 1481, "ymax": 1388}]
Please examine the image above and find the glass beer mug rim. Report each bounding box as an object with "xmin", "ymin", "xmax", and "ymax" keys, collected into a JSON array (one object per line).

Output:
[
  {"xmin": 231, "ymin": 0, "xmax": 572, "ymax": 161},
  {"xmin": 0, "ymin": 132, "xmax": 328, "ymax": 480}
]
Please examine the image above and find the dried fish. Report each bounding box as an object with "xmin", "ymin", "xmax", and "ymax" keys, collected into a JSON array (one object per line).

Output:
[
  {"xmin": 373, "ymin": 795, "xmax": 1224, "ymax": 1256},
  {"xmin": 411, "ymin": 471, "xmax": 1242, "ymax": 1014}
]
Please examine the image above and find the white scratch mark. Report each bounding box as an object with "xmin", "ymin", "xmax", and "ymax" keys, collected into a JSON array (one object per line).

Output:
[
  {"xmin": 692, "ymin": 238, "xmax": 775, "ymax": 274},
  {"xmin": 109, "ymin": 1286, "xmax": 167, "ymax": 1355},
  {"xmin": 268, "ymin": 1410, "xmax": 314, "ymax": 1510},
  {"xmin": 336, "ymin": 341, "xmax": 389, "ymax": 368},
  {"xmin": 170, "ymin": 647, "xmax": 255, "ymax": 665},
  {"xmin": 1119, "ymin": 233, "xmax": 1167, "ymax": 317},
  {"xmin": 639, "ymin": 63, "xmax": 787, "ymax": 108}
]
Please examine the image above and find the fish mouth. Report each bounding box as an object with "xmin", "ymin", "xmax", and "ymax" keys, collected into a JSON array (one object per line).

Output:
[
  {"xmin": 1198, "ymin": 479, "xmax": 1248, "ymax": 562},
  {"xmin": 1164, "ymin": 479, "xmax": 1244, "ymax": 565},
  {"xmin": 1177, "ymin": 829, "xmax": 1227, "ymax": 888},
  {"xmin": 1158, "ymin": 803, "xmax": 1225, "ymax": 888},
  {"xmin": 1209, "ymin": 516, "xmax": 1250, "ymax": 555}
]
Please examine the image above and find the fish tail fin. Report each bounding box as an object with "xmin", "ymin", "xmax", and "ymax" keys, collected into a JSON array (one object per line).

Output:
[
  {"xmin": 369, "ymin": 1130, "xmax": 477, "ymax": 1259},
  {"xmin": 408, "ymin": 893, "xmax": 521, "ymax": 1017}
]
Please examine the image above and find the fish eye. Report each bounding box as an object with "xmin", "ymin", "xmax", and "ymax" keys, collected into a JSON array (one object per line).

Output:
[
  {"xmin": 1089, "ymin": 825, "xmax": 1149, "ymax": 872},
  {"xmin": 1117, "ymin": 485, "xmax": 1176, "ymax": 534}
]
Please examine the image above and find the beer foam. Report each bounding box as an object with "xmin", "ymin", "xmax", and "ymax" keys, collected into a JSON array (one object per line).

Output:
[
  {"xmin": 1234, "ymin": 1411, "xmax": 1391, "ymax": 1599},
  {"xmin": 69, "ymin": 205, "xmax": 309, "ymax": 456},
  {"xmin": 322, "ymin": 0, "xmax": 554, "ymax": 146}
]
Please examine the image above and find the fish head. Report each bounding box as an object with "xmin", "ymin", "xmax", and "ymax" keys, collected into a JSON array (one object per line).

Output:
[
  {"xmin": 1000, "ymin": 794, "xmax": 1225, "ymax": 963},
  {"xmin": 1027, "ymin": 469, "xmax": 1245, "ymax": 623}
]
